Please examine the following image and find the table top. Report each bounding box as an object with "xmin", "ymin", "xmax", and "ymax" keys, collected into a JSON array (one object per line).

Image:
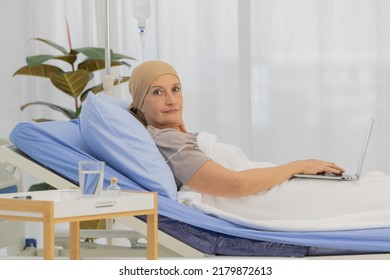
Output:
[{"xmin": 0, "ymin": 189, "xmax": 156, "ymax": 219}]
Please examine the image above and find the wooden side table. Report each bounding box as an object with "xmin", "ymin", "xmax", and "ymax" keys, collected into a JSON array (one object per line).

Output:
[{"xmin": 0, "ymin": 190, "xmax": 158, "ymax": 260}]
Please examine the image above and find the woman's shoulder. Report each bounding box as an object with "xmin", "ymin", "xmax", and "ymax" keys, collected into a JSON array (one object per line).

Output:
[
  {"xmin": 147, "ymin": 126, "xmax": 180, "ymax": 137},
  {"xmin": 147, "ymin": 126, "xmax": 198, "ymax": 145}
]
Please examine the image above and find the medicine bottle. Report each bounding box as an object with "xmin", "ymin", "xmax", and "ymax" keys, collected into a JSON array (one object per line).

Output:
[{"xmin": 106, "ymin": 177, "xmax": 121, "ymax": 196}]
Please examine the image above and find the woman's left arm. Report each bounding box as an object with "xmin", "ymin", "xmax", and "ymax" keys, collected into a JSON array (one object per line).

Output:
[{"xmin": 186, "ymin": 159, "xmax": 344, "ymax": 197}]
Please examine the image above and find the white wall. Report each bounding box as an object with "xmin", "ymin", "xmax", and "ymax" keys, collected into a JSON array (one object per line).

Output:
[{"xmin": 0, "ymin": 0, "xmax": 28, "ymax": 140}]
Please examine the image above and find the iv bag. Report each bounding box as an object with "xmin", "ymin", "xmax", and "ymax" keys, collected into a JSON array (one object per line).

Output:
[{"xmin": 133, "ymin": 0, "xmax": 150, "ymax": 29}]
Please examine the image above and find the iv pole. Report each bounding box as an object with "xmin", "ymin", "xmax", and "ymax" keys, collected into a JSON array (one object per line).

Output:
[
  {"xmin": 103, "ymin": 0, "xmax": 115, "ymax": 96},
  {"xmin": 104, "ymin": 0, "xmax": 115, "ymax": 234},
  {"xmin": 103, "ymin": 0, "xmax": 150, "ymax": 96}
]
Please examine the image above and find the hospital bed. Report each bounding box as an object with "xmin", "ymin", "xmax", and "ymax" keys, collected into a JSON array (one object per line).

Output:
[
  {"xmin": 2, "ymin": 93, "xmax": 390, "ymax": 259},
  {"xmin": 0, "ymin": 139, "xmax": 34, "ymax": 257}
]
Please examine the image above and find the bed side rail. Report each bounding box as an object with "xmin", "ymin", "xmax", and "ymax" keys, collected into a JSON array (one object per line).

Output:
[{"xmin": 0, "ymin": 144, "xmax": 78, "ymax": 190}]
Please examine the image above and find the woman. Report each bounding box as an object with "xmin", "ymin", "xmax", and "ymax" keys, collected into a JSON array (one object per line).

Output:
[{"xmin": 129, "ymin": 60, "xmax": 344, "ymax": 197}]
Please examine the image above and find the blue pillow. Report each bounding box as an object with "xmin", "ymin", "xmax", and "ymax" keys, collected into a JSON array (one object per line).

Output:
[
  {"xmin": 79, "ymin": 93, "xmax": 177, "ymax": 200},
  {"xmin": 94, "ymin": 92, "xmax": 131, "ymax": 110},
  {"xmin": 8, "ymin": 120, "xmax": 144, "ymax": 192}
]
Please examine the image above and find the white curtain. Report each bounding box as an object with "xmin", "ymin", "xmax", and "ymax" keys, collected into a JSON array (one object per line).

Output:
[
  {"xmin": 249, "ymin": 0, "xmax": 390, "ymax": 175},
  {"xmin": 2, "ymin": 0, "xmax": 390, "ymax": 175},
  {"xmin": 153, "ymin": 0, "xmax": 390, "ymax": 175}
]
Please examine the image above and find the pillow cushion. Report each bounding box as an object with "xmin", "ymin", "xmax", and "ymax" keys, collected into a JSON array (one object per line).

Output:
[
  {"xmin": 9, "ymin": 120, "xmax": 144, "ymax": 192},
  {"xmin": 95, "ymin": 92, "xmax": 131, "ymax": 110},
  {"xmin": 79, "ymin": 93, "xmax": 177, "ymax": 200}
]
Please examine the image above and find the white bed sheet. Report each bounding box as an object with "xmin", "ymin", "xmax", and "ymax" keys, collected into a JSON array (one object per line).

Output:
[{"xmin": 177, "ymin": 131, "xmax": 390, "ymax": 231}]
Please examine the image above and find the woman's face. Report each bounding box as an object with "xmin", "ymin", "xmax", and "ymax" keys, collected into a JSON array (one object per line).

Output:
[{"xmin": 140, "ymin": 74, "xmax": 184, "ymax": 131}]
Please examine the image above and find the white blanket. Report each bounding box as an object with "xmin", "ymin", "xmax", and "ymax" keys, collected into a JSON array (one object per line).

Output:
[{"xmin": 177, "ymin": 131, "xmax": 390, "ymax": 231}]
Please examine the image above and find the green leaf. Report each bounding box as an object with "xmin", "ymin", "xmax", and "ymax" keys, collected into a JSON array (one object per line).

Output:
[
  {"xmin": 26, "ymin": 54, "xmax": 77, "ymax": 67},
  {"xmin": 74, "ymin": 105, "xmax": 83, "ymax": 118},
  {"xmin": 111, "ymin": 53, "xmax": 136, "ymax": 60},
  {"xmin": 73, "ymin": 47, "xmax": 106, "ymax": 60},
  {"xmin": 55, "ymin": 54, "xmax": 78, "ymax": 65},
  {"xmin": 74, "ymin": 47, "xmax": 135, "ymax": 61},
  {"xmin": 26, "ymin": 55, "xmax": 54, "ymax": 66},
  {"xmin": 32, "ymin": 38, "xmax": 68, "ymax": 55},
  {"xmin": 80, "ymin": 76, "xmax": 130, "ymax": 101},
  {"xmin": 20, "ymin": 101, "xmax": 77, "ymax": 119},
  {"xmin": 78, "ymin": 59, "xmax": 129, "ymax": 72},
  {"xmin": 49, "ymin": 69, "xmax": 89, "ymax": 98},
  {"xmin": 31, "ymin": 118, "xmax": 56, "ymax": 122},
  {"xmin": 119, "ymin": 61, "xmax": 132, "ymax": 68},
  {"xmin": 13, "ymin": 64, "xmax": 63, "ymax": 78},
  {"xmin": 81, "ymin": 84, "xmax": 104, "ymax": 101},
  {"xmin": 78, "ymin": 59, "xmax": 105, "ymax": 72}
]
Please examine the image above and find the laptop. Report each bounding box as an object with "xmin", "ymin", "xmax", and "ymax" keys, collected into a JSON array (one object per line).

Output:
[{"xmin": 293, "ymin": 117, "xmax": 374, "ymax": 181}]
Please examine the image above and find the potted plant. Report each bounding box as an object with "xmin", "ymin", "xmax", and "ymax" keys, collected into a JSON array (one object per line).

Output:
[
  {"xmin": 14, "ymin": 26, "xmax": 134, "ymax": 121},
  {"xmin": 13, "ymin": 25, "xmax": 135, "ymax": 197}
]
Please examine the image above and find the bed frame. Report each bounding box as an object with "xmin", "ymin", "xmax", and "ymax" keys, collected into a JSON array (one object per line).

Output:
[
  {"xmin": 1, "ymin": 144, "xmax": 390, "ymax": 259},
  {"xmin": 0, "ymin": 144, "xmax": 209, "ymax": 258},
  {"xmin": 0, "ymin": 140, "xmax": 29, "ymax": 257}
]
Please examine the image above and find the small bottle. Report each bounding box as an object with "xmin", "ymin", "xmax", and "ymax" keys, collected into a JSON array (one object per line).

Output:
[{"xmin": 106, "ymin": 177, "xmax": 121, "ymax": 196}]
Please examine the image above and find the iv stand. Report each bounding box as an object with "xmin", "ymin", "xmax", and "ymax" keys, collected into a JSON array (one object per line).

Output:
[
  {"xmin": 104, "ymin": 0, "xmax": 115, "ymax": 232},
  {"xmin": 103, "ymin": 0, "xmax": 115, "ymax": 96}
]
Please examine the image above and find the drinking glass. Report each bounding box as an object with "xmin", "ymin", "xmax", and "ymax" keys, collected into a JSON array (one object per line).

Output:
[{"xmin": 78, "ymin": 161, "xmax": 105, "ymax": 196}]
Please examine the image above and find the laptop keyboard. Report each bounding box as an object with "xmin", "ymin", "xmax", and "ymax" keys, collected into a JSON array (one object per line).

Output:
[
  {"xmin": 325, "ymin": 172, "xmax": 354, "ymax": 180},
  {"xmin": 318, "ymin": 172, "xmax": 342, "ymax": 177}
]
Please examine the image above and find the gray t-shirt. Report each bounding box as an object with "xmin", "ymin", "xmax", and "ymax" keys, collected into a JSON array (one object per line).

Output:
[{"xmin": 147, "ymin": 126, "xmax": 211, "ymax": 190}]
